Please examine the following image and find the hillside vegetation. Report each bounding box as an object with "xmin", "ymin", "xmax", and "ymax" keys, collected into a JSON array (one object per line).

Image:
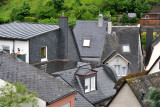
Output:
[{"xmin": 0, "ymin": 0, "xmax": 159, "ymax": 26}]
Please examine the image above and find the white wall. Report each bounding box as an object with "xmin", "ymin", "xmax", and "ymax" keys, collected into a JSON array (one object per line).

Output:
[
  {"xmin": 149, "ymin": 58, "xmax": 160, "ymax": 74},
  {"xmin": 0, "ymin": 79, "xmax": 46, "ymax": 107},
  {"xmin": 109, "ymin": 83, "xmax": 142, "ymax": 107},
  {"xmin": 0, "ymin": 39, "xmax": 29, "ymax": 63},
  {"xmin": 146, "ymin": 42, "xmax": 160, "ymax": 70}
]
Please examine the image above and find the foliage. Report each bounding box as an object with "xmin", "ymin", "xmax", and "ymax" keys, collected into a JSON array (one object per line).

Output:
[
  {"xmin": 10, "ymin": 2, "xmax": 31, "ymax": 21},
  {"xmin": 38, "ymin": 17, "xmax": 59, "ymax": 24},
  {"xmin": 0, "ymin": 81, "xmax": 38, "ymax": 107},
  {"xmin": 144, "ymin": 87, "xmax": 160, "ymax": 107},
  {"xmin": 0, "ymin": 17, "xmax": 9, "ymax": 24},
  {"xmin": 120, "ymin": 13, "xmax": 130, "ymax": 25},
  {"xmin": 24, "ymin": 17, "xmax": 37, "ymax": 22},
  {"xmin": 52, "ymin": 0, "xmax": 64, "ymax": 10}
]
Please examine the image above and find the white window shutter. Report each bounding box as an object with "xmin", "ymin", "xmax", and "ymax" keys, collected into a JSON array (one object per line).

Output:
[
  {"xmin": 91, "ymin": 76, "xmax": 96, "ymax": 91},
  {"xmin": 85, "ymin": 78, "xmax": 90, "ymax": 93}
]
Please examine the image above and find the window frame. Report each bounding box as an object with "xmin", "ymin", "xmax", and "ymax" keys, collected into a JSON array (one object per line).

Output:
[
  {"xmin": 114, "ymin": 65, "xmax": 127, "ymax": 77},
  {"xmin": 2, "ymin": 45, "xmax": 10, "ymax": 53},
  {"xmin": 41, "ymin": 46, "xmax": 47, "ymax": 62},
  {"xmin": 83, "ymin": 37, "xmax": 91, "ymax": 47},
  {"xmin": 85, "ymin": 76, "xmax": 96, "ymax": 93},
  {"xmin": 122, "ymin": 44, "xmax": 130, "ymax": 53}
]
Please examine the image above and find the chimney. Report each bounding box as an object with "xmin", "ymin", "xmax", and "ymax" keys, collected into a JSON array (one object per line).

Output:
[
  {"xmin": 98, "ymin": 14, "xmax": 103, "ymax": 27},
  {"xmin": 145, "ymin": 28, "xmax": 153, "ymax": 66},
  {"xmin": 107, "ymin": 21, "xmax": 112, "ymax": 34},
  {"xmin": 58, "ymin": 17, "xmax": 68, "ymax": 58}
]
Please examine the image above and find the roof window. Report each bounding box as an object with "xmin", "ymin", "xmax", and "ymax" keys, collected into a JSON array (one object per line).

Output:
[
  {"xmin": 122, "ymin": 45, "xmax": 130, "ymax": 53},
  {"xmin": 83, "ymin": 38, "xmax": 91, "ymax": 47}
]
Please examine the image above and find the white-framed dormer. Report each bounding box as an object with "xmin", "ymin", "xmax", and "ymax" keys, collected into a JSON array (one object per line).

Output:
[
  {"xmin": 41, "ymin": 46, "xmax": 48, "ymax": 62},
  {"xmin": 85, "ymin": 76, "xmax": 96, "ymax": 93}
]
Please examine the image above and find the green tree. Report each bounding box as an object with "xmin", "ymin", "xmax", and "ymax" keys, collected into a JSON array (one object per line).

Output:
[
  {"xmin": 0, "ymin": 81, "xmax": 38, "ymax": 107},
  {"xmin": 145, "ymin": 87, "xmax": 160, "ymax": 107},
  {"xmin": 52, "ymin": 0, "xmax": 64, "ymax": 10},
  {"xmin": 120, "ymin": 13, "xmax": 130, "ymax": 25}
]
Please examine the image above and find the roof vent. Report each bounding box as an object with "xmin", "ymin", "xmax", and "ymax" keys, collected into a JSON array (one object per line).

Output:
[{"xmin": 98, "ymin": 14, "xmax": 103, "ymax": 27}]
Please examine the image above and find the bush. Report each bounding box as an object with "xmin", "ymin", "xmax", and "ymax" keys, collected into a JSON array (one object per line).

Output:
[
  {"xmin": 120, "ymin": 13, "xmax": 130, "ymax": 25},
  {"xmin": 0, "ymin": 17, "xmax": 9, "ymax": 24},
  {"xmin": 38, "ymin": 17, "xmax": 59, "ymax": 24},
  {"xmin": 24, "ymin": 17, "xmax": 37, "ymax": 22}
]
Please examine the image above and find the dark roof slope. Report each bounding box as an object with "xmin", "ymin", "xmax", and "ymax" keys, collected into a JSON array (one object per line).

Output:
[
  {"xmin": 149, "ymin": 6, "xmax": 160, "ymax": 13},
  {"xmin": 74, "ymin": 21, "xmax": 107, "ymax": 57},
  {"xmin": 53, "ymin": 63, "xmax": 117, "ymax": 105},
  {"xmin": 32, "ymin": 59, "xmax": 77, "ymax": 75},
  {"xmin": 0, "ymin": 22, "xmax": 59, "ymax": 40},
  {"xmin": 101, "ymin": 27, "xmax": 140, "ymax": 74},
  {"xmin": 127, "ymin": 72, "xmax": 160, "ymax": 107},
  {"xmin": 0, "ymin": 51, "xmax": 76, "ymax": 104}
]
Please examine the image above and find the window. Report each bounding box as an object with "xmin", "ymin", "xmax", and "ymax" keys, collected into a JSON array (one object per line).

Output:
[
  {"xmin": 83, "ymin": 39, "xmax": 91, "ymax": 47},
  {"xmin": 61, "ymin": 102, "xmax": 70, "ymax": 107},
  {"xmin": 114, "ymin": 65, "xmax": 127, "ymax": 77},
  {"xmin": 41, "ymin": 46, "xmax": 47, "ymax": 61},
  {"xmin": 145, "ymin": 15, "xmax": 149, "ymax": 19},
  {"xmin": 2, "ymin": 46, "xmax": 10, "ymax": 53},
  {"xmin": 85, "ymin": 76, "xmax": 96, "ymax": 93},
  {"xmin": 122, "ymin": 45, "xmax": 130, "ymax": 53}
]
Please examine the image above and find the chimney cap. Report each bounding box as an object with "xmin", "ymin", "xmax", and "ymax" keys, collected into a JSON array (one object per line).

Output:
[{"xmin": 99, "ymin": 14, "xmax": 103, "ymax": 17}]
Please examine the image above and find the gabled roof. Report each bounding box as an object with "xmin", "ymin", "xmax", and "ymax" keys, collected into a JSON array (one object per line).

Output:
[
  {"xmin": 0, "ymin": 51, "xmax": 76, "ymax": 104},
  {"xmin": 0, "ymin": 22, "xmax": 59, "ymax": 40},
  {"xmin": 101, "ymin": 27, "xmax": 141, "ymax": 74},
  {"xmin": 53, "ymin": 63, "xmax": 117, "ymax": 106},
  {"xmin": 74, "ymin": 20, "xmax": 108, "ymax": 58}
]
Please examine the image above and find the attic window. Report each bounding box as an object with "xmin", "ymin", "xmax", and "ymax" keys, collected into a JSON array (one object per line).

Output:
[
  {"xmin": 122, "ymin": 45, "xmax": 130, "ymax": 53},
  {"xmin": 83, "ymin": 38, "xmax": 91, "ymax": 47},
  {"xmin": 145, "ymin": 15, "xmax": 149, "ymax": 19},
  {"xmin": 85, "ymin": 76, "xmax": 96, "ymax": 93}
]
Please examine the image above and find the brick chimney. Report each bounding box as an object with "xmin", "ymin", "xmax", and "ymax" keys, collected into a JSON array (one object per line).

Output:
[
  {"xmin": 145, "ymin": 28, "xmax": 153, "ymax": 66},
  {"xmin": 58, "ymin": 17, "xmax": 68, "ymax": 58}
]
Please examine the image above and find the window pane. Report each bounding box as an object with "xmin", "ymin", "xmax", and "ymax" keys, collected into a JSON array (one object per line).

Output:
[
  {"xmin": 3, "ymin": 46, "xmax": 10, "ymax": 53},
  {"xmin": 83, "ymin": 39, "xmax": 90, "ymax": 47},
  {"xmin": 123, "ymin": 45, "xmax": 130, "ymax": 52},
  {"xmin": 115, "ymin": 65, "xmax": 121, "ymax": 76},
  {"xmin": 91, "ymin": 76, "xmax": 96, "ymax": 91},
  {"xmin": 61, "ymin": 102, "xmax": 70, "ymax": 107},
  {"xmin": 85, "ymin": 78, "xmax": 90, "ymax": 93},
  {"xmin": 122, "ymin": 67, "xmax": 126, "ymax": 76},
  {"xmin": 41, "ymin": 47, "xmax": 46, "ymax": 59}
]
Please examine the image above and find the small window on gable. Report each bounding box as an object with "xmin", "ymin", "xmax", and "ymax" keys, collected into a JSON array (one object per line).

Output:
[
  {"xmin": 41, "ymin": 46, "xmax": 47, "ymax": 62},
  {"xmin": 122, "ymin": 45, "xmax": 130, "ymax": 53},
  {"xmin": 145, "ymin": 15, "xmax": 149, "ymax": 19},
  {"xmin": 85, "ymin": 76, "xmax": 96, "ymax": 93},
  {"xmin": 2, "ymin": 46, "xmax": 10, "ymax": 53},
  {"xmin": 83, "ymin": 38, "xmax": 91, "ymax": 47}
]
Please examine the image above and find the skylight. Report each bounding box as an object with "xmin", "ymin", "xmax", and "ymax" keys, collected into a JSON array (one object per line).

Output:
[
  {"xmin": 122, "ymin": 45, "xmax": 130, "ymax": 52},
  {"xmin": 83, "ymin": 39, "xmax": 91, "ymax": 47}
]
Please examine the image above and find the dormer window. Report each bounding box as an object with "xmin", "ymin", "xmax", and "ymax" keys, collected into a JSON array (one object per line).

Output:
[
  {"xmin": 145, "ymin": 15, "xmax": 149, "ymax": 19},
  {"xmin": 83, "ymin": 37, "xmax": 91, "ymax": 47},
  {"xmin": 85, "ymin": 76, "xmax": 96, "ymax": 93},
  {"xmin": 122, "ymin": 45, "xmax": 130, "ymax": 53}
]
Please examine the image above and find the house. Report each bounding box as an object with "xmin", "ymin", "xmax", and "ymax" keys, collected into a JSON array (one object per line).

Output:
[
  {"xmin": 145, "ymin": 34, "xmax": 160, "ymax": 74},
  {"xmin": 52, "ymin": 62, "xmax": 118, "ymax": 106},
  {"xmin": 74, "ymin": 15, "xmax": 143, "ymax": 77},
  {"xmin": 140, "ymin": 6, "xmax": 160, "ymax": 26},
  {"xmin": 0, "ymin": 79, "xmax": 46, "ymax": 107},
  {"xmin": 0, "ymin": 17, "xmax": 81, "ymax": 64},
  {"xmin": 108, "ymin": 70, "xmax": 160, "ymax": 107},
  {"xmin": 0, "ymin": 51, "xmax": 77, "ymax": 107}
]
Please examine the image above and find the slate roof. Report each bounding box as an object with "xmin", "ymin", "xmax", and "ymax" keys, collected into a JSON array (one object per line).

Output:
[
  {"xmin": 73, "ymin": 20, "xmax": 108, "ymax": 58},
  {"xmin": 0, "ymin": 51, "xmax": 76, "ymax": 104},
  {"xmin": 32, "ymin": 59, "xmax": 77, "ymax": 75},
  {"xmin": 127, "ymin": 72, "xmax": 160, "ymax": 107},
  {"xmin": 101, "ymin": 27, "xmax": 141, "ymax": 74},
  {"xmin": 149, "ymin": 6, "xmax": 160, "ymax": 13},
  {"xmin": 0, "ymin": 22, "xmax": 59, "ymax": 40},
  {"xmin": 53, "ymin": 63, "xmax": 117, "ymax": 106}
]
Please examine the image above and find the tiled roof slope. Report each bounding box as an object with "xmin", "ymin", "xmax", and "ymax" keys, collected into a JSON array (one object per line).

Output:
[
  {"xmin": 73, "ymin": 21, "xmax": 108, "ymax": 57},
  {"xmin": 32, "ymin": 59, "xmax": 77, "ymax": 75},
  {"xmin": 0, "ymin": 22, "xmax": 59, "ymax": 39},
  {"xmin": 0, "ymin": 51, "xmax": 76, "ymax": 104},
  {"xmin": 149, "ymin": 6, "xmax": 160, "ymax": 13},
  {"xmin": 101, "ymin": 27, "xmax": 141, "ymax": 74},
  {"xmin": 127, "ymin": 72, "xmax": 160, "ymax": 107},
  {"xmin": 53, "ymin": 63, "xmax": 117, "ymax": 106}
]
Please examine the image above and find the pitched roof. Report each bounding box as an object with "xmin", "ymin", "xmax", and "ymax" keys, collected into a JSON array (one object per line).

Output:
[
  {"xmin": 73, "ymin": 20, "xmax": 108, "ymax": 57},
  {"xmin": 149, "ymin": 6, "xmax": 160, "ymax": 13},
  {"xmin": 53, "ymin": 63, "xmax": 117, "ymax": 105},
  {"xmin": 0, "ymin": 51, "xmax": 76, "ymax": 104},
  {"xmin": 101, "ymin": 27, "xmax": 141, "ymax": 74},
  {"xmin": 0, "ymin": 22, "xmax": 59, "ymax": 40},
  {"xmin": 127, "ymin": 72, "xmax": 160, "ymax": 107}
]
